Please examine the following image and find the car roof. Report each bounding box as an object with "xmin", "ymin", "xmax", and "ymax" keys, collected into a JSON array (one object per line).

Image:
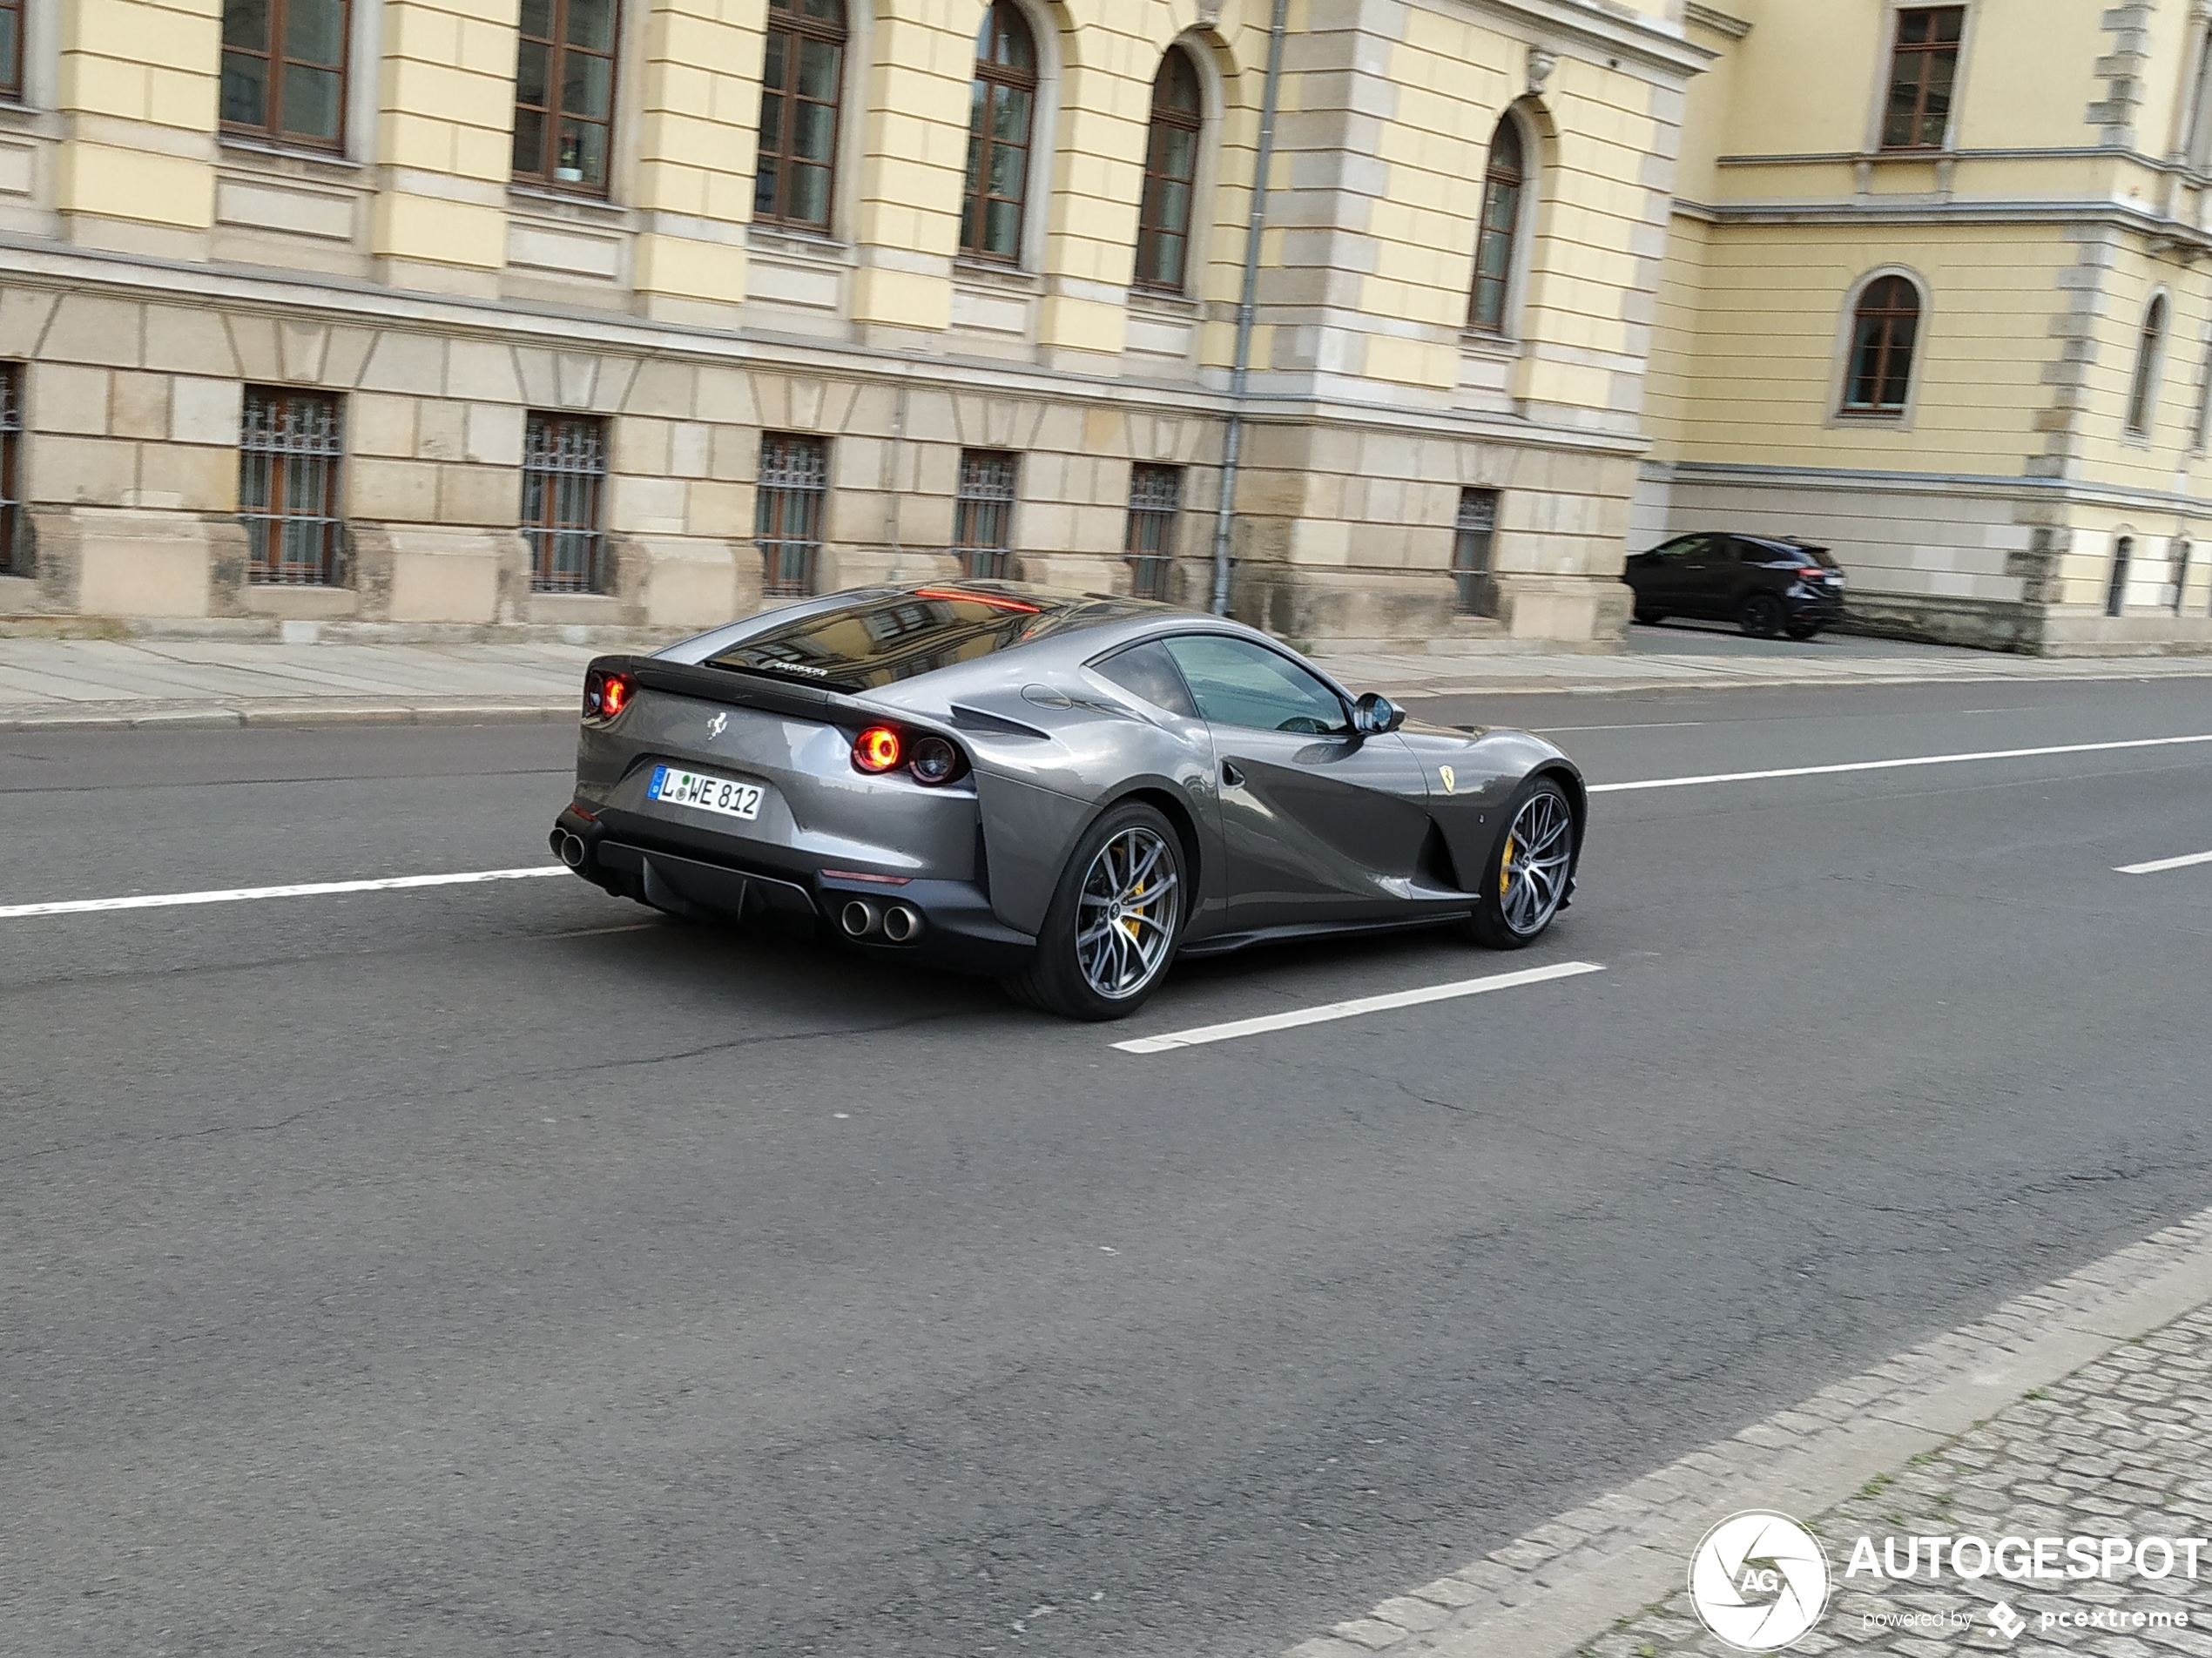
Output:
[
  {"xmin": 1665, "ymin": 532, "xmax": 1827, "ymax": 556},
  {"xmin": 659, "ymin": 581, "xmax": 1278, "ymax": 693}
]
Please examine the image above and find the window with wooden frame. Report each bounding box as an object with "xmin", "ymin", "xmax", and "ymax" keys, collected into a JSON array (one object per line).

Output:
[
  {"xmin": 239, "ymin": 389, "xmax": 345, "ymax": 586},
  {"xmin": 0, "ymin": 0, "xmax": 25, "ymax": 104},
  {"xmin": 1880, "ymin": 6, "xmax": 1963, "ymax": 151},
  {"xmin": 1468, "ymin": 115, "xmax": 1525, "ymax": 334},
  {"xmin": 757, "ymin": 434, "xmax": 828, "ymax": 599},
  {"xmin": 2126, "ymin": 295, "xmax": 2168, "ymax": 438},
  {"xmin": 0, "ymin": 365, "xmax": 21, "ymax": 577},
  {"xmin": 513, "ymin": 0, "xmax": 619, "ymax": 192},
  {"xmin": 220, "ymin": 0, "xmax": 349, "ymax": 149},
  {"xmin": 523, "ymin": 414, "xmax": 610, "ymax": 592},
  {"xmin": 1452, "ymin": 488, "xmax": 1501, "ymax": 617},
  {"xmin": 959, "ymin": 1, "xmax": 1037, "ymax": 263},
  {"xmin": 1124, "ymin": 464, "xmax": 1182, "ymax": 599},
  {"xmin": 1134, "ymin": 48, "xmax": 1202, "ymax": 293},
  {"xmin": 1841, "ymin": 275, "xmax": 1921, "ymax": 414},
  {"xmin": 954, "ymin": 449, "xmax": 1017, "ymax": 578},
  {"xmin": 754, "ymin": 0, "xmax": 846, "ymax": 232}
]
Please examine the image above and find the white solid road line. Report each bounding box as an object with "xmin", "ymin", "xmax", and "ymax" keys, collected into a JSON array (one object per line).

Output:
[
  {"xmin": 2114, "ymin": 847, "xmax": 2212, "ymax": 875},
  {"xmin": 0, "ymin": 866, "xmax": 568, "ymax": 920},
  {"xmin": 1112, "ymin": 960, "xmax": 1606, "ymax": 1055},
  {"xmin": 1588, "ymin": 731, "xmax": 2212, "ymax": 794}
]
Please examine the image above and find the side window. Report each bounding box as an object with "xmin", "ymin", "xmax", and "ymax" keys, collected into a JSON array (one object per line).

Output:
[
  {"xmin": 1161, "ymin": 635, "xmax": 1349, "ymax": 735},
  {"xmin": 1735, "ymin": 541, "xmax": 1777, "ymax": 564},
  {"xmin": 1091, "ymin": 639, "xmax": 1197, "ymax": 719},
  {"xmin": 1657, "ymin": 536, "xmax": 1713, "ymax": 563}
]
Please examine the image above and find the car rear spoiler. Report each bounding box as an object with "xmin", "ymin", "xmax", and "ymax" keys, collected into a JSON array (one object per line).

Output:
[{"xmin": 592, "ymin": 655, "xmax": 884, "ymax": 725}]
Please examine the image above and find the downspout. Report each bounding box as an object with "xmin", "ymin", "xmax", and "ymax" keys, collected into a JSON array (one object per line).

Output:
[{"xmin": 1208, "ymin": 0, "xmax": 1292, "ymax": 617}]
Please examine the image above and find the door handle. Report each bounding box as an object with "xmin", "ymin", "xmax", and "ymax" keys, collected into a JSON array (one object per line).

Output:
[{"xmin": 1220, "ymin": 760, "xmax": 1244, "ymax": 788}]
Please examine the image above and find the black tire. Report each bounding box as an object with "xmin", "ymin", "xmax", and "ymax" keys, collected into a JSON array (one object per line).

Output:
[
  {"xmin": 1467, "ymin": 776, "xmax": 1575, "ymax": 951},
  {"xmin": 1001, "ymin": 800, "xmax": 1186, "ymax": 1021},
  {"xmin": 1784, "ymin": 620, "xmax": 1822, "ymax": 641},
  {"xmin": 1739, "ymin": 593, "xmax": 1785, "ymax": 637},
  {"xmin": 1633, "ymin": 606, "xmax": 1666, "ymax": 626}
]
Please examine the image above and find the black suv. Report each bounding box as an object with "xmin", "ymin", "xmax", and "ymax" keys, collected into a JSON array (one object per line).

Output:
[{"xmin": 1622, "ymin": 533, "xmax": 1846, "ymax": 639}]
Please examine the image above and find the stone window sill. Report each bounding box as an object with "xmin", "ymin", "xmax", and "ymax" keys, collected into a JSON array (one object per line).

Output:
[
  {"xmin": 954, "ymin": 257, "xmax": 1041, "ymax": 291},
  {"xmin": 1129, "ymin": 288, "xmax": 1199, "ymax": 317},
  {"xmin": 1459, "ymin": 329, "xmax": 1523, "ymax": 360},
  {"xmin": 218, "ymin": 138, "xmax": 367, "ymax": 179},
  {"xmin": 509, "ymin": 184, "xmax": 627, "ymax": 223},
  {"xmin": 748, "ymin": 225, "xmax": 852, "ymax": 264}
]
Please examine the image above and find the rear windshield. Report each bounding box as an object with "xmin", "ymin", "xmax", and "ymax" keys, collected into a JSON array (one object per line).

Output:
[
  {"xmin": 705, "ymin": 586, "xmax": 1158, "ymax": 691},
  {"xmin": 1756, "ymin": 541, "xmax": 1837, "ymax": 568}
]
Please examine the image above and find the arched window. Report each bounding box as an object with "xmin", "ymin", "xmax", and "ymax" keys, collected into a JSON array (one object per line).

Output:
[
  {"xmin": 2107, "ymin": 536, "xmax": 2132, "ymax": 617},
  {"xmin": 960, "ymin": 1, "xmax": 1037, "ymax": 263},
  {"xmin": 1842, "ymin": 275, "xmax": 1921, "ymax": 414},
  {"xmin": 2126, "ymin": 295, "xmax": 2168, "ymax": 437},
  {"xmin": 1134, "ymin": 47, "xmax": 1202, "ymax": 293},
  {"xmin": 754, "ymin": 0, "xmax": 846, "ymax": 231},
  {"xmin": 1468, "ymin": 114, "xmax": 1525, "ymax": 333}
]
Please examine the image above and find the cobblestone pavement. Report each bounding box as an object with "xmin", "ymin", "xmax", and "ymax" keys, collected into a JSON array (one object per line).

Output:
[
  {"xmin": 1286, "ymin": 1206, "xmax": 2212, "ymax": 1658},
  {"xmin": 1581, "ymin": 1305, "xmax": 2212, "ymax": 1656}
]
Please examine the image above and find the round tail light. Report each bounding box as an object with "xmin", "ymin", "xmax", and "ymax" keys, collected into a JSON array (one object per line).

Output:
[
  {"xmin": 853, "ymin": 725, "xmax": 903, "ymax": 773},
  {"xmin": 584, "ymin": 670, "xmax": 634, "ymax": 719},
  {"xmin": 909, "ymin": 736, "xmax": 959, "ymax": 785}
]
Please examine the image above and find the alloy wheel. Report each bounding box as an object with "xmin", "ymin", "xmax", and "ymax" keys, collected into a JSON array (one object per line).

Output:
[
  {"xmin": 1497, "ymin": 789, "xmax": 1573, "ymax": 937},
  {"xmin": 1076, "ymin": 826, "xmax": 1180, "ymax": 999}
]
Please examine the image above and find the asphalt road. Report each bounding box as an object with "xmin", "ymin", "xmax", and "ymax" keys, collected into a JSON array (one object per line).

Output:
[{"xmin": 3, "ymin": 677, "xmax": 2210, "ymax": 1658}]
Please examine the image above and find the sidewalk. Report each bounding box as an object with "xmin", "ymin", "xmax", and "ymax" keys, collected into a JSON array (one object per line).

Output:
[
  {"xmin": 3, "ymin": 627, "xmax": 2210, "ymax": 731},
  {"xmin": 1287, "ymin": 1205, "xmax": 2212, "ymax": 1658}
]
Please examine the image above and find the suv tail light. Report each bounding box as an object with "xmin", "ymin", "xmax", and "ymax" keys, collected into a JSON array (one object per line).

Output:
[{"xmin": 583, "ymin": 669, "xmax": 634, "ymax": 720}]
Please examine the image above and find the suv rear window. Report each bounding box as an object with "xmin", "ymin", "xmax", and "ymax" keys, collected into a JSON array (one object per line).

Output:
[{"xmin": 705, "ymin": 585, "xmax": 1157, "ymax": 691}]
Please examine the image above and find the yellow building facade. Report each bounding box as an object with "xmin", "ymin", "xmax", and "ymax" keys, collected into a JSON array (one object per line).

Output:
[
  {"xmin": 0, "ymin": 0, "xmax": 1703, "ymax": 648},
  {"xmin": 1647, "ymin": 0, "xmax": 2212, "ymax": 653}
]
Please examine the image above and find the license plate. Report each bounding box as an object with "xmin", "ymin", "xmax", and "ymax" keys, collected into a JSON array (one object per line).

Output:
[{"xmin": 649, "ymin": 765, "xmax": 765, "ymax": 821}]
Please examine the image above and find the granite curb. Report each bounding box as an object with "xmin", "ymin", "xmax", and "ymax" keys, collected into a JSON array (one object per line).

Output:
[
  {"xmin": 1285, "ymin": 1204, "xmax": 2212, "ymax": 1658},
  {"xmin": 0, "ymin": 699, "xmax": 577, "ymax": 732}
]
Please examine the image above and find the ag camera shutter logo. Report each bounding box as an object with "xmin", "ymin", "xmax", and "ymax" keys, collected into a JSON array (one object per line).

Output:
[{"xmin": 1688, "ymin": 1511, "xmax": 1832, "ymax": 1651}]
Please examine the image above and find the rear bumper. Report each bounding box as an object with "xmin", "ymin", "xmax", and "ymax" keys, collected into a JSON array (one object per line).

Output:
[{"xmin": 551, "ymin": 805, "xmax": 1036, "ymax": 975}]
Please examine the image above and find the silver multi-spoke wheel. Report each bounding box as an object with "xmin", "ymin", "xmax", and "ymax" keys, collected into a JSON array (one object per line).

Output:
[
  {"xmin": 1497, "ymin": 787, "xmax": 1573, "ymax": 937},
  {"xmin": 1075, "ymin": 826, "xmax": 1180, "ymax": 1000}
]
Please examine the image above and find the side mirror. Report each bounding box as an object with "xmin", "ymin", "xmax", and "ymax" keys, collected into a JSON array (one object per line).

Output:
[{"xmin": 1352, "ymin": 692, "xmax": 1405, "ymax": 736}]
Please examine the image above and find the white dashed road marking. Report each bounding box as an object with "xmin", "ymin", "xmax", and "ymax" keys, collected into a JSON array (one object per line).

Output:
[
  {"xmin": 1112, "ymin": 960, "xmax": 1606, "ymax": 1054},
  {"xmin": 2114, "ymin": 847, "xmax": 2212, "ymax": 875},
  {"xmin": 0, "ymin": 866, "xmax": 568, "ymax": 920},
  {"xmin": 1588, "ymin": 731, "xmax": 2212, "ymax": 794}
]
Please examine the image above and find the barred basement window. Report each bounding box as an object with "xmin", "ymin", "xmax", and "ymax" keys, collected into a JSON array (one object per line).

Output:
[
  {"xmin": 954, "ymin": 449, "xmax": 1017, "ymax": 578},
  {"xmin": 757, "ymin": 433, "xmax": 827, "ymax": 599},
  {"xmin": 1453, "ymin": 488, "xmax": 1501, "ymax": 617},
  {"xmin": 0, "ymin": 364, "xmax": 20, "ymax": 577},
  {"xmin": 1125, "ymin": 463, "xmax": 1182, "ymax": 599},
  {"xmin": 239, "ymin": 389, "xmax": 345, "ymax": 585},
  {"xmin": 523, "ymin": 413, "xmax": 609, "ymax": 592}
]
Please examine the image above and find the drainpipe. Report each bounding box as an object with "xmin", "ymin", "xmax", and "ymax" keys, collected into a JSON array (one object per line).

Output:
[{"xmin": 1209, "ymin": 0, "xmax": 1292, "ymax": 617}]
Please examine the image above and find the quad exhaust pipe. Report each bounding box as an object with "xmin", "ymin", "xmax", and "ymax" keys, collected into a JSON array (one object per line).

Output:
[{"xmin": 840, "ymin": 899, "xmax": 924, "ymax": 944}]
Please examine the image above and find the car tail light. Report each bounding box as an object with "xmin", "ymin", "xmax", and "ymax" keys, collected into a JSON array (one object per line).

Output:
[
  {"xmin": 853, "ymin": 725, "xmax": 903, "ymax": 773},
  {"xmin": 909, "ymin": 736, "xmax": 959, "ymax": 785},
  {"xmin": 583, "ymin": 670, "xmax": 634, "ymax": 720},
  {"xmin": 1795, "ymin": 566, "xmax": 1828, "ymax": 579}
]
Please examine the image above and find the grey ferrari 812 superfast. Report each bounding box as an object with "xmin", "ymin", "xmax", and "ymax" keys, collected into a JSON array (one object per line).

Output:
[{"xmin": 550, "ymin": 582, "xmax": 1586, "ymax": 1020}]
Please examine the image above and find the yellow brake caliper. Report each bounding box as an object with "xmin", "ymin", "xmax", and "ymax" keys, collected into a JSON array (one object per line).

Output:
[
  {"xmin": 1124, "ymin": 879, "xmax": 1146, "ymax": 940},
  {"xmin": 1500, "ymin": 834, "xmax": 1515, "ymax": 897}
]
